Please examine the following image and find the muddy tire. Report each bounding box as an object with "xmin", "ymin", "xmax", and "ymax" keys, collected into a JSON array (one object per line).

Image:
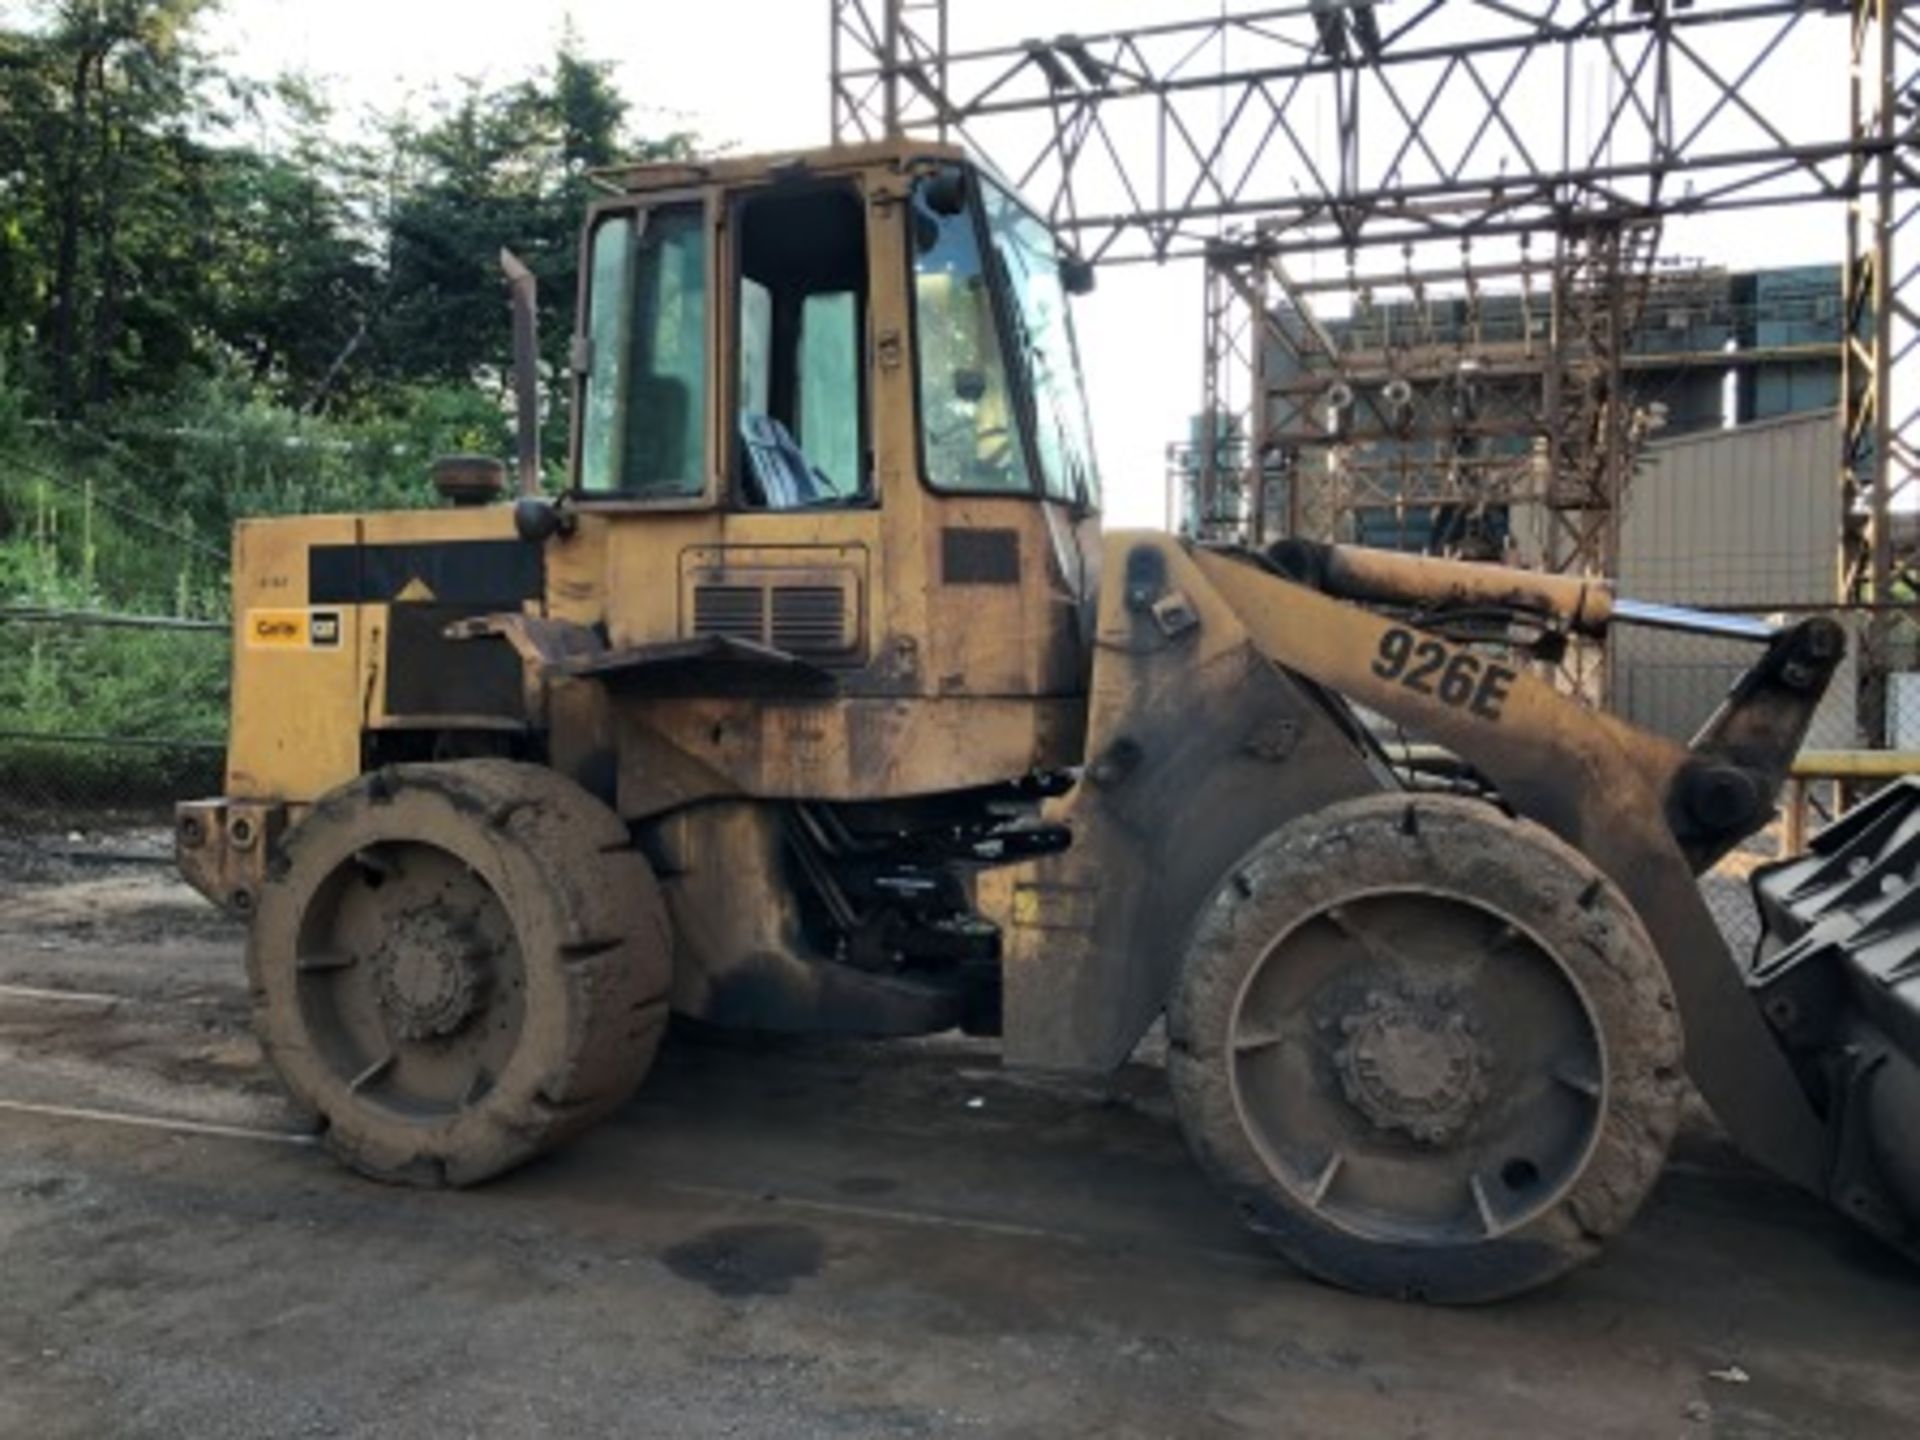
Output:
[
  {"xmin": 248, "ymin": 761, "xmax": 672, "ymax": 1185},
  {"xmin": 1167, "ymin": 793, "xmax": 1683, "ymax": 1303}
]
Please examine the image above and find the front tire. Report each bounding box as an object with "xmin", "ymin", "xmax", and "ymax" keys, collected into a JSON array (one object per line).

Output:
[
  {"xmin": 1168, "ymin": 793, "xmax": 1683, "ymax": 1302},
  {"xmin": 248, "ymin": 760, "xmax": 672, "ymax": 1185}
]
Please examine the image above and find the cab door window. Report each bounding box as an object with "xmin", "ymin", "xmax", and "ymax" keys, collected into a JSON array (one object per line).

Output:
[{"xmin": 734, "ymin": 185, "xmax": 869, "ymax": 507}]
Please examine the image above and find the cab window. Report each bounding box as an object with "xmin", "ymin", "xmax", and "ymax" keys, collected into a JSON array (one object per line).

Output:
[
  {"xmin": 911, "ymin": 173, "xmax": 1031, "ymax": 494},
  {"xmin": 734, "ymin": 185, "xmax": 868, "ymax": 507},
  {"xmin": 579, "ymin": 206, "xmax": 709, "ymax": 497}
]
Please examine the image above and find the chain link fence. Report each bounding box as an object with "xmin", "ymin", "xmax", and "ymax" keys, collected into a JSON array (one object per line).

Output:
[
  {"xmin": 1609, "ymin": 606, "xmax": 1919, "ymax": 750},
  {"xmin": 0, "ymin": 609, "xmax": 227, "ymax": 831},
  {"xmin": 2, "ymin": 594, "xmax": 1915, "ymax": 955},
  {"xmin": 1615, "ymin": 607, "xmax": 1920, "ymax": 950}
]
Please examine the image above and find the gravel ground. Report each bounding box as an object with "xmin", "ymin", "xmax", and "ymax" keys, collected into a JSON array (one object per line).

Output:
[{"xmin": 1, "ymin": 844, "xmax": 1917, "ymax": 1438}]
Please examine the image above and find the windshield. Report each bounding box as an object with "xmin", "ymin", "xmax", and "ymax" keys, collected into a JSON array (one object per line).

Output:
[
  {"xmin": 911, "ymin": 175, "xmax": 1031, "ymax": 493},
  {"xmin": 979, "ymin": 179, "xmax": 1101, "ymax": 509}
]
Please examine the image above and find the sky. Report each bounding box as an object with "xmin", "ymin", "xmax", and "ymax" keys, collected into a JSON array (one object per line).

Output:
[{"xmin": 187, "ymin": 2, "xmax": 1864, "ymax": 527}]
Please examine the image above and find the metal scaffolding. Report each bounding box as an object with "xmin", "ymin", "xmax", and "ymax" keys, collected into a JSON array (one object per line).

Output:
[
  {"xmin": 832, "ymin": 0, "xmax": 1920, "ymax": 739},
  {"xmin": 1190, "ymin": 222, "xmax": 1661, "ymax": 555},
  {"xmin": 1845, "ymin": 0, "xmax": 1919, "ymax": 745}
]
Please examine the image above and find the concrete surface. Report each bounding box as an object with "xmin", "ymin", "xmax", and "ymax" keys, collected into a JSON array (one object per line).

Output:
[{"xmin": 1, "ymin": 852, "xmax": 1918, "ymax": 1439}]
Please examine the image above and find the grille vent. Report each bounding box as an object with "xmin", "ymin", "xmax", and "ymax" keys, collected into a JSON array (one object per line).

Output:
[
  {"xmin": 771, "ymin": 587, "xmax": 848, "ymax": 654},
  {"xmin": 691, "ymin": 581, "xmax": 852, "ymax": 657},
  {"xmin": 691, "ymin": 585, "xmax": 765, "ymax": 642}
]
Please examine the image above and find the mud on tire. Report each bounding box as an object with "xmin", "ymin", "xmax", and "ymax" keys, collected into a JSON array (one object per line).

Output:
[{"xmin": 1167, "ymin": 793, "xmax": 1684, "ymax": 1303}]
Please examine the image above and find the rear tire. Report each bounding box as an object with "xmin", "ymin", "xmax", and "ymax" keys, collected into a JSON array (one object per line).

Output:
[
  {"xmin": 1168, "ymin": 793, "xmax": 1683, "ymax": 1302},
  {"xmin": 248, "ymin": 761, "xmax": 672, "ymax": 1185}
]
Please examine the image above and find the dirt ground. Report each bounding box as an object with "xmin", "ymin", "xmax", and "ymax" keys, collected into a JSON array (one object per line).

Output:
[{"xmin": 2, "ymin": 839, "xmax": 1918, "ymax": 1439}]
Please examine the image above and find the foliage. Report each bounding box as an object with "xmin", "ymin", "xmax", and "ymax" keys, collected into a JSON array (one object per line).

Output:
[
  {"xmin": 0, "ymin": 2, "xmax": 693, "ymax": 426},
  {"xmin": 0, "ymin": 3, "xmax": 700, "ymax": 806}
]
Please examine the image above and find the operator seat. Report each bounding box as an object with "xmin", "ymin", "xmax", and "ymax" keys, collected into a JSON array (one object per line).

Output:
[{"xmin": 740, "ymin": 411, "xmax": 829, "ymax": 508}]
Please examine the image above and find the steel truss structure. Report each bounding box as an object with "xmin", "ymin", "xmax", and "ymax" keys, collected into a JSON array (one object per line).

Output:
[
  {"xmin": 1194, "ymin": 221, "xmax": 1660, "ymax": 552},
  {"xmin": 832, "ymin": 1, "xmax": 1920, "ymax": 740},
  {"xmin": 1846, "ymin": 0, "xmax": 1918, "ymax": 744}
]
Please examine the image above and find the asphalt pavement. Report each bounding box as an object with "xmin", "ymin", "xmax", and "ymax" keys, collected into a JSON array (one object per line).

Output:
[{"xmin": 2, "ymin": 857, "xmax": 1917, "ymax": 1439}]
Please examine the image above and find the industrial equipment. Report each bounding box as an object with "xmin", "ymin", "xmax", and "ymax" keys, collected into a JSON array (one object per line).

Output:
[{"xmin": 177, "ymin": 141, "xmax": 1917, "ymax": 1303}]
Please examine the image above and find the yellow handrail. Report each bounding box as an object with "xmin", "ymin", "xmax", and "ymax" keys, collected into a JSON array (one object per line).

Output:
[{"xmin": 1791, "ymin": 749, "xmax": 1920, "ymax": 780}]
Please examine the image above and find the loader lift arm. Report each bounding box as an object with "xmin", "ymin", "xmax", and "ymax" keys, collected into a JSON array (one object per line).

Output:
[{"xmin": 1003, "ymin": 533, "xmax": 1854, "ymax": 1294}]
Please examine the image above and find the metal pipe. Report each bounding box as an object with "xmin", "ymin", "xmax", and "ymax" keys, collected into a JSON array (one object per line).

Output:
[
  {"xmin": 1272, "ymin": 540, "xmax": 1792, "ymax": 643},
  {"xmin": 0, "ymin": 608, "xmax": 225, "ymax": 633},
  {"xmin": 500, "ymin": 250, "xmax": 542, "ymax": 498},
  {"xmin": 1783, "ymin": 777, "xmax": 1809, "ymax": 854},
  {"xmin": 1608, "ymin": 598, "xmax": 1778, "ymax": 642},
  {"xmin": 1386, "ymin": 745, "xmax": 1920, "ymax": 783},
  {"xmin": 1792, "ymin": 749, "xmax": 1920, "ymax": 780}
]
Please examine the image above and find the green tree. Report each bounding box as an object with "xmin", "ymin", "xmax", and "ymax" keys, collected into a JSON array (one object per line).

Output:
[
  {"xmin": 1, "ymin": 8, "xmax": 704, "ymax": 585},
  {"xmin": 194, "ymin": 78, "xmax": 384, "ymax": 409},
  {"xmin": 26, "ymin": 1, "xmax": 218, "ymax": 413},
  {"xmin": 377, "ymin": 45, "xmax": 695, "ymax": 453}
]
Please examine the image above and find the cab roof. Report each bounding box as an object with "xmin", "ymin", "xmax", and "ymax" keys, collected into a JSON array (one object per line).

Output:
[{"xmin": 591, "ymin": 138, "xmax": 970, "ymax": 197}]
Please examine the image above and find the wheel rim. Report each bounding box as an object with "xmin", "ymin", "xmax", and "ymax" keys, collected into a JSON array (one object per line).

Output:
[
  {"xmin": 293, "ymin": 841, "xmax": 527, "ymax": 1120},
  {"xmin": 1226, "ymin": 886, "xmax": 1606, "ymax": 1246}
]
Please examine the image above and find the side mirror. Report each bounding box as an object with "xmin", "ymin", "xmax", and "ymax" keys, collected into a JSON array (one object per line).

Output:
[
  {"xmin": 922, "ymin": 167, "xmax": 969, "ymax": 217},
  {"xmin": 1060, "ymin": 255, "xmax": 1096, "ymax": 296}
]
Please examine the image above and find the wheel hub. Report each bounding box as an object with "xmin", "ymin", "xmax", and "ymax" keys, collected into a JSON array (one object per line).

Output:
[
  {"xmin": 374, "ymin": 910, "xmax": 489, "ymax": 1041},
  {"xmin": 1224, "ymin": 882, "xmax": 1609, "ymax": 1245},
  {"xmin": 1334, "ymin": 991, "xmax": 1488, "ymax": 1144}
]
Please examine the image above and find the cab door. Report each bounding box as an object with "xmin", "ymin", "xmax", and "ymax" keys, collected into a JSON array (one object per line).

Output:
[
  {"xmin": 904, "ymin": 161, "xmax": 1101, "ymax": 700},
  {"xmin": 676, "ymin": 176, "xmax": 896, "ymax": 684}
]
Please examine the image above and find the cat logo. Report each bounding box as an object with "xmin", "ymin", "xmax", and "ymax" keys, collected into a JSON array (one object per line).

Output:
[
  {"xmin": 310, "ymin": 611, "xmax": 343, "ymax": 648},
  {"xmin": 246, "ymin": 609, "xmax": 345, "ymax": 650}
]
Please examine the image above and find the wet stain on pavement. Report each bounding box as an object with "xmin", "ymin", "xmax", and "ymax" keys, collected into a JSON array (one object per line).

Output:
[{"xmin": 661, "ymin": 1223, "xmax": 825, "ymax": 1298}]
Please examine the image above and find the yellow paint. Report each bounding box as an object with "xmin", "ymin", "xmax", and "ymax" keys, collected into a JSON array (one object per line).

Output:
[
  {"xmin": 226, "ymin": 516, "xmax": 363, "ymax": 802},
  {"xmin": 1792, "ymin": 749, "xmax": 1920, "ymax": 779}
]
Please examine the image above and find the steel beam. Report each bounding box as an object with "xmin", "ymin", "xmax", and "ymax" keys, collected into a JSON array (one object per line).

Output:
[{"xmin": 832, "ymin": 1, "xmax": 1918, "ymax": 712}]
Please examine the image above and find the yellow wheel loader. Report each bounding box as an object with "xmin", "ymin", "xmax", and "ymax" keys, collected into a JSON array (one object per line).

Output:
[{"xmin": 176, "ymin": 141, "xmax": 1919, "ymax": 1302}]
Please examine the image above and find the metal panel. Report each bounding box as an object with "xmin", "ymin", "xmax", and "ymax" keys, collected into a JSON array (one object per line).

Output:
[
  {"xmin": 383, "ymin": 602, "xmax": 526, "ymax": 723},
  {"xmin": 1613, "ymin": 411, "xmax": 1855, "ymax": 745},
  {"xmin": 1619, "ymin": 411, "xmax": 1839, "ymax": 608}
]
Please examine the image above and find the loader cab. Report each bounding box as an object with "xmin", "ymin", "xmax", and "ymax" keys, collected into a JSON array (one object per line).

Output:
[
  {"xmin": 570, "ymin": 143, "xmax": 1099, "ymax": 511},
  {"xmin": 560, "ymin": 143, "xmax": 1100, "ymax": 760}
]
